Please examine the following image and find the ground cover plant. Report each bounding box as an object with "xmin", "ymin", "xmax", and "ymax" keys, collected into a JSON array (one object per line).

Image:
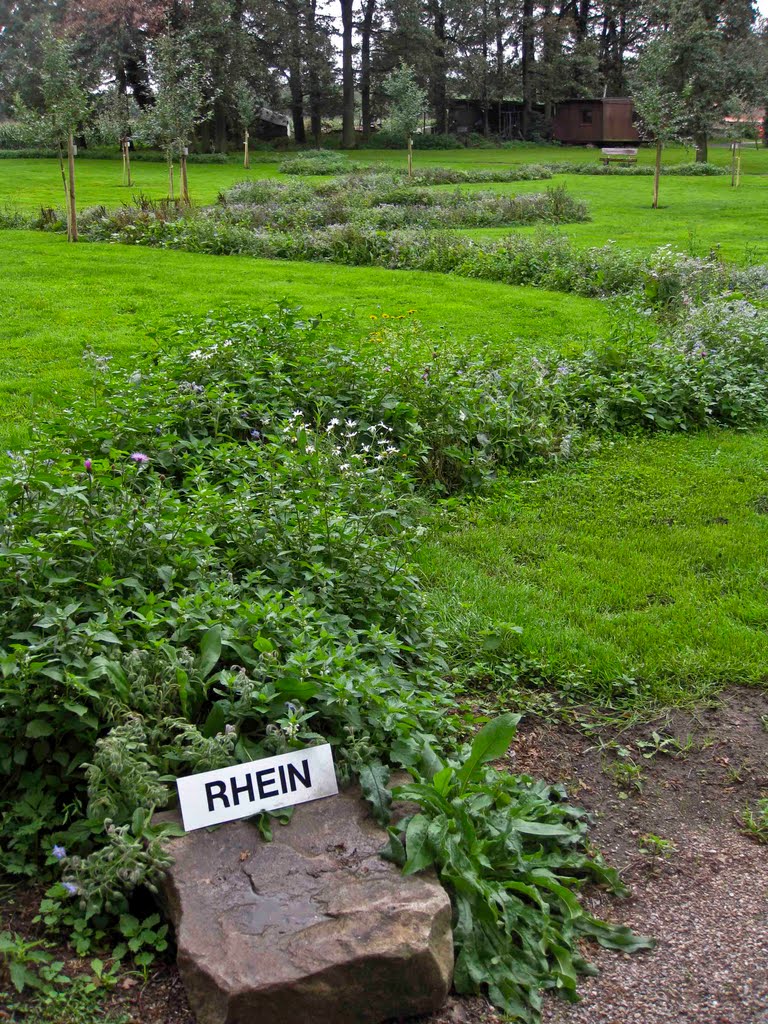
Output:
[
  {"xmin": 0, "ymin": 228, "xmax": 611, "ymax": 451},
  {"xmin": 0, "ymin": 306, "xmax": 661, "ymax": 1021}
]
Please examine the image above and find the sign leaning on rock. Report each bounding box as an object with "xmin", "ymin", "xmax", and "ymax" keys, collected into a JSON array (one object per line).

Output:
[{"xmin": 176, "ymin": 744, "xmax": 339, "ymax": 832}]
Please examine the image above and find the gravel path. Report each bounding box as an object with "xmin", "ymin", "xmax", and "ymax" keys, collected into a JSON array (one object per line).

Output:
[{"xmin": 542, "ymin": 827, "xmax": 768, "ymax": 1024}]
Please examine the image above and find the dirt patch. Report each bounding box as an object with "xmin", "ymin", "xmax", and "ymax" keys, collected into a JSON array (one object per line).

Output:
[{"xmin": 2, "ymin": 687, "xmax": 766, "ymax": 1024}]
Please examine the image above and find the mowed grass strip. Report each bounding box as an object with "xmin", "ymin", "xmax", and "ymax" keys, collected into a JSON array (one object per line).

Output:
[
  {"xmin": 3, "ymin": 141, "xmax": 763, "ymax": 212},
  {"xmin": 0, "ymin": 228, "xmax": 609, "ymax": 450},
  {"xmin": 459, "ymin": 173, "xmax": 768, "ymax": 260},
  {"xmin": 421, "ymin": 430, "xmax": 768, "ymax": 701},
  {"xmin": 2, "ymin": 153, "xmax": 767, "ymax": 260}
]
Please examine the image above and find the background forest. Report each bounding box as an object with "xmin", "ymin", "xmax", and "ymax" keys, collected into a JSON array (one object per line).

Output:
[{"xmin": 1, "ymin": 0, "xmax": 767, "ymax": 153}]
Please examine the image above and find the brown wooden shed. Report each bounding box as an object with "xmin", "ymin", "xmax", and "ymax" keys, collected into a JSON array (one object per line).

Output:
[{"xmin": 552, "ymin": 98, "xmax": 639, "ymax": 145}]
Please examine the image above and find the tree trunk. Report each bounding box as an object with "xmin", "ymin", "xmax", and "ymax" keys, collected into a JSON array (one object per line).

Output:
[
  {"xmin": 407, "ymin": 135, "xmax": 413, "ymax": 177},
  {"xmin": 652, "ymin": 139, "xmax": 662, "ymax": 209},
  {"xmin": 180, "ymin": 150, "xmax": 190, "ymax": 204},
  {"xmin": 360, "ymin": 0, "xmax": 375, "ymax": 141},
  {"xmin": 427, "ymin": 1, "xmax": 448, "ymax": 133},
  {"xmin": 695, "ymin": 131, "xmax": 708, "ymax": 163},
  {"xmin": 67, "ymin": 132, "xmax": 78, "ymax": 242},
  {"xmin": 123, "ymin": 139, "xmax": 133, "ymax": 187},
  {"xmin": 214, "ymin": 99, "xmax": 228, "ymax": 153},
  {"xmin": 481, "ymin": 0, "xmax": 489, "ymax": 136},
  {"xmin": 495, "ymin": 0, "xmax": 504, "ymax": 131},
  {"xmin": 57, "ymin": 142, "xmax": 70, "ymax": 240},
  {"xmin": 521, "ymin": 0, "xmax": 535, "ymax": 139},
  {"xmin": 340, "ymin": 0, "xmax": 355, "ymax": 147},
  {"xmin": 168, "ymin": 153, "xmax": 175, "ymax": 200},
  {"xmin": 244, "ymin": 128, "xmax": 250, "ymax": 169},
  {"xmin": 307, "ymin": 0, "xmax": 323, "ymax": 147},
  {"xmin": 288, "ymin": 67, "xmax": 306, "ymax": 143}
]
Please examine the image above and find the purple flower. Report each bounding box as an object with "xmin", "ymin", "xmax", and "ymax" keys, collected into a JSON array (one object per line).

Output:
[
  {"xmin": 84, "ymin": 459, "xmax": 92, "ymax": 473},
  {"xmin": 63, "ymin": 882, "xmax": 78, "ymax": 895},
  {"xmin": 250, "ymin": 429, "xmax": 261, "ymax": 440},
  {"xmin": 130, "ymin": 453, "xmax": 149, "ymax": 464},
  {"xmin": 52, "ymin": 844, "xmax": 67, "ymax": 860}
]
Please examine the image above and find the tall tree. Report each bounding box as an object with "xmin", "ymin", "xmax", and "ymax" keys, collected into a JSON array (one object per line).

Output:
[
  {"xmin": 340, "ymin": 0, "xmax": 356, "ymax": 146},
  {"xmin": 359, "ymin": 0, "xmax": 377, "ymax": 140},
  {"xmin": 639, "ymin": 0, "xmax": 763, "ymax": 162}
]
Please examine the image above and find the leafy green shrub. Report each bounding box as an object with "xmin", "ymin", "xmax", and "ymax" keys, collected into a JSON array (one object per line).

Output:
[
  {"xmin": 663, "ymin": 161, "xmax": 726, "ymax": 176},
  {"xmin": 279, "ymin": 151, "xmax": 370, "ymax": 174},
  {"xmin": 0, "ymin": 307, "xmax": 454, "ymax": 882},
  {"xmin": 542, "ymin": 160, "xmax": 727, "ymax": 176},
  {"xmin": 383, "ymin": 716, "xmax": 653, "ymax": 1017},
  {"xmin": 358, "ymin": 130, "xmax": 462, "ymax": 149}
]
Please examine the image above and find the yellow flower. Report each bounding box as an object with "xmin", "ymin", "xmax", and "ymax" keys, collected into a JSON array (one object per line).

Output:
[{"xmin": 369, "ymin": 315, "xmax": 378, "ymax": 320}]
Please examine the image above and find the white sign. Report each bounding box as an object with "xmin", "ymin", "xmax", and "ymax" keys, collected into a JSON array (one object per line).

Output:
[{"xmin": 176, "ymin": 744, "xmax": 338, "ymax": 832}]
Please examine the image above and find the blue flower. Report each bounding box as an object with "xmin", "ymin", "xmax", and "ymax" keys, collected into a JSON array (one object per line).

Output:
[
  {"xmin": 63, "ymin": 882, "xmax": 78, "ymax": 896},
  {"xmin": 52, "ymin": 844, "xmax": 67, "ymax": 860}
]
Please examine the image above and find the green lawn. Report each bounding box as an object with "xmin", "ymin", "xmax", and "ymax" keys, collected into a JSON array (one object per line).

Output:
[
  {"xmin": 421, "ymin": 431, "xmax": 768, "ymax": 701},
  {"xmin": 3, "ymin": 147, "xmax": 768, "ymax": 704},
  {"xmin": 357, "ymin": 141, "xmax": 768, "ymax": 175},
  {"xmin": 0, "ymin": 156, "xmax": 283, "ymax": 209},
  {"xmin": 0, "ymin": 228, "xmax": 610, "ymax": 450},
  {"xmin": 461, "ymin": 172, "xmax": 768, "ymax": 260},
  {"xmin": 2, "ymin": 151, "xmax": 766, "ymax": 261}
]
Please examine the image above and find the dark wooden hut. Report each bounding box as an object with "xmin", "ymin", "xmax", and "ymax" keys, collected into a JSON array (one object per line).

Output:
[{"xmin": 551, "ymin": 98, "xmax": 638, "ymax": 145}]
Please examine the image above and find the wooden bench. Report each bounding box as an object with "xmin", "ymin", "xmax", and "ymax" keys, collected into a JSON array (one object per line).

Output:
[{"xmin": 600, "ymin": 147, "xmax": 638, "ymax": 166}]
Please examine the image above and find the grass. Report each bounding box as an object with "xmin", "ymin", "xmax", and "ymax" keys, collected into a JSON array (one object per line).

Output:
[
  {"xmin": 460, "ymin": 173, "xmax": 768, "ymax": 260},
  {"xmin": 2, "ymin": 151, "xmax": 767, "ymax": 261},
  {"xmin": 421, "ymin": 431, "xmax": 768, "ymax": 702},
  {"xmin": 0, "ymin": 228, "xmax": 610, "ymax": 450},
  {"xmin": 2, "ymin": 146, "xmax": 768, "ymax": 706}
]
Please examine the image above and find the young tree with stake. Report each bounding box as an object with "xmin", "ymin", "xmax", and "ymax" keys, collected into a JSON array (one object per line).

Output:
[
  {"xmin": 14, "ymin": 32, "xmax": 89, "ymax": 242},
  {"xmin": 95, "ymin": 88, "xmax": 141, "ymax": 186},
  {"xmin": 383, "ymin": 62, "xmax": 427, "ymax": 178},
  {"xmin": 139, "ymin": 32, "xmax": 207, "ymax": 204},
  {"xmin": 232, "ymin": 80, "xmax": 259, "ymax": 169},
  {"xmin": 632, "ymin": 36, "xmax": 688, "ymax": 209}
]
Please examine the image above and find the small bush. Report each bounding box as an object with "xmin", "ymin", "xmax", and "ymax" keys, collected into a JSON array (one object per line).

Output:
[{"xmin": 279, "ymin": 151, "xmax": 370, "ymax": 175}]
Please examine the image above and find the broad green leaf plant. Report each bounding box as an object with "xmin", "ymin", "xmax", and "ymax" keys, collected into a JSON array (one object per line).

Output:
[{"xmin": 383, "ymin": 714, "xmax": 654, "ymax": 1020}]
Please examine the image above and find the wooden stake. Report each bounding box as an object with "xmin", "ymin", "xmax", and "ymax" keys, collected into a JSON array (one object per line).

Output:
[
  {"xmin": 57, "ymin": 141, "xmax": 70, "ymax": 240},
  {"xmin": 244, "ymin": 128, "xmax": 250, "ymax": 170},
  {"xmin": 736, "ymin": 149, "xmax": 742, "ymax": 188},
  {"xmin": 180, "ymin": 150, "xmax": 190, "ymax": 205},
  {"xmin": 168, "ymin": 155, "xmax": 175, "ymax": 200},
  {"xmin": 652, "ymin": 139, "xmax": 662, "ymax": 209},
  {"xmin": 730, "ymin": 141, "xmax": 737, "ymax": 187},
  {"xmin": 67, "ymin": 132, "xmax": 78, "ymax": 242}
]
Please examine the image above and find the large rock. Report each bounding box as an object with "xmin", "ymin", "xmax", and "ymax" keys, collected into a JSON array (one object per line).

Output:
[{"xmin": 158, "ymin": 788, "xmax": 453, "ymax": 1024}]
